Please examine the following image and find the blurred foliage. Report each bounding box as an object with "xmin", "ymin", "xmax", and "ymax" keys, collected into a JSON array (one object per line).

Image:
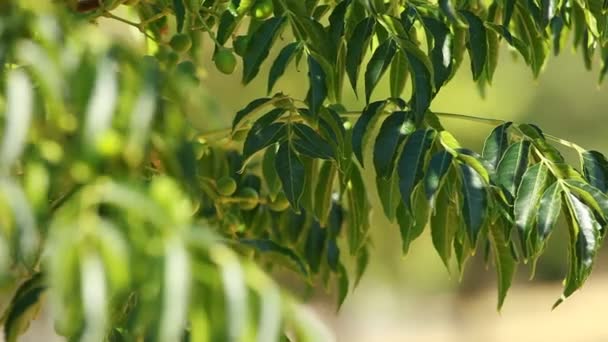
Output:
[{"xmin": 2, "ymin": 0, "xmax": 608, "ymax": 340}]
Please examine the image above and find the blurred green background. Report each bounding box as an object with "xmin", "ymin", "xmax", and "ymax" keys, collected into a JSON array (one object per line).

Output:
[{"xmin": 19, "ymin": 12, "xmax": 608, "ymax": 341}]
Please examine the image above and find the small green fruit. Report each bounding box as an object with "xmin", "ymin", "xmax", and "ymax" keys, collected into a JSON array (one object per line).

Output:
[
  {"xmin": 233, "ymin": 35, "xmax": 250, "ymax": 57},
  {"xmin": 217, "ymin": 176, "xmax": 237, "ymax": 196},
  {"xmin": 214, "ymin": 49, "xmax": 237, "ymax": 75},
  {"xmin": 169, "ymin": 33, "xmax": 192, "ymax": 53},
  {"xmin": 252, "ymin": 0, "xmax": 274, "ymax": 20},
  {"xmin": 268, "ymin": 192, "xmax": 290, "ymax": 212},
  {"xmin": 238, "ymin": 187, "xmax": 259, "ymax": 210}
]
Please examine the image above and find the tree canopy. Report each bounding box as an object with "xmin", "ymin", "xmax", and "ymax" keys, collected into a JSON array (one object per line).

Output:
[{"xmin": 1, "ymin": 0, "xmax": 608, "ymax": 340}]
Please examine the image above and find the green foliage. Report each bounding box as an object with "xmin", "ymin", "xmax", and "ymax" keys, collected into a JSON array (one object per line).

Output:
[{"xmin": 2, "ymin": 0, "xmax": 608, "ymax": 340}]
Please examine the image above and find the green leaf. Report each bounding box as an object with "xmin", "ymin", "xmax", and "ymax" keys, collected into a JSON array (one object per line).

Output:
[
  {"xmin": 430, "ymin": 185, "xmax": 457, "ymax": 268},
  {"xmin": 515, "ymin": 5, "xmax": 549, "ymax": 77},
  {"xmin": 346, "ymin": 166, "xmax": 370, "ymax": 253},
  {"xmin": 404, "ymin": 49, "xmax": 433, "ymax": 122},
  {"xmin": 460, "ymin": 11, "xmax": 488, "ymax": 80},
  {"xmin": 559, "ymin": 193, "xmax": 601, "ymax": 305},
  {"xmin": 517, "ymin": 123, "xmax": 564, "ymax": 163},
  {"xmin": 422, "ymin": 17, "xmax": 453, "ymax": 91},
  {"xmin": 496, "ymin": 141, "xmax": 531, "ymax": 202},
  {"xmin": 292, "ymin": 123, "xmax": 334, "ymax": 160},
  {"xmin": 364, "ymin": 39, "xmax": 397, "ymax": 103},
  {"xmin": 540, "ymin": 0, "xmax": 557, "ymax": 28},
  {"xmin": 268, "ymin": 43, "xmax": 300, "ymax": 94},
  {"xmin": 314, "ymin": 161, "xmax": 337, "ymax": 226},
  {"xmin": 424, "ymin": 150, "xmax": 454, "ymax": 206},
  {"xmin": 232, "ymin": 97, "xmax": 272, "ymax": 132},
  {"xmin": 460, "ymin": 163, "xmax": 488, "ymax": 245},
  {"xmin": 481, "ymin": 122, "xmax": 512, "ymax": 169},
  {"xmin": 455, "ymin": 148, "xmax": 492, "ymax": 184},
  {"xmin": 373, "ymin": 111, "xmax": 414, "ymax": 178},
  {"xmin": 514, "ymin": 163, "xmax": 551, "ymax": 256},
  {"xmin": 563, "ymin": 179, "xmax": 608, "ymax": 221},
  {"xmin": 537, "ymin": 181, "xmax": 563, "ymax": 243},
  {"xmin": 2, "ymin": 273, "xmax": 45, "ymax": 342},
  {"xmin": 389, "ymin": 50, "xmax": 409, "ymax": 98},
  {"xmin": 346, "ymin": 17, "xmax": 376, "ymax": 94},
  {"xmin": 397, "ymin": 185, "xmax": 430, "ymax": 254},
  {"xmin": 306, "ymin": 55, "xmax": 328, "ymax": 117},
  {"xmin": 438, "ymin": 0, "xmax": 463, "ymax": 25},
  {"xmin": 503, "ymin": 0, "xmax": 516, "ymax": 27},
  {"xmin": 581, "ymin": 150, "xmax": 608, "ymax": 193},
  {"xmin": 485, "ymin": 23, "xmax": 531, "ymax": 62},
  {"xmin": 304, "ymin": 222, "xmax": 326, "ymax": 273},
  {"xmin": 397, "ymin": 129, "xmax": 436, "ymax": 211},
  {"xmin": 173, "ymin": 0, "xmax": 186, "ymax": 33},
  {"xmin": 239, "ymin": 239, "xmax": 308, "ymax": 275},
  {"xmin": 263, "ymin": 145, "xmax": 281, "ymax": 200},
  {"xmin": 488, "ymin": 217, "xmax": 516, "ymax": 310},
  {"xmin": 243, "ymin": 17, "xmax": 287, "ymax": 84},
  {"xmin": 275, "ymin": 142, "xmax": 305, "ymax": 210},
  {"xmin": 352, "ymin": 100, "xmax": 388, "ymax": 166},
  {"xmin": 243, "ymin": 121, "xmax": 287, "ymax": 162},
  {"xmin": 376, "ymin": 168, "xmax": 402, "ymax": 222}
]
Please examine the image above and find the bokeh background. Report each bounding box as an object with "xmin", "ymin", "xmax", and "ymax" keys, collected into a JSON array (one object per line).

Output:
[{"xmin": 17, "ymin": 9, "xmax": 608, "ymax": 341}]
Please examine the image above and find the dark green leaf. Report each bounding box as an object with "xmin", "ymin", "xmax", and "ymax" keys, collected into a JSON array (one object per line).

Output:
[
  {"xmin": 239, "ymin": 239, "xmax": 308, "ymax": 275},
  {"xmin": 397, "ymin": 129, "xmax": 436, "ymax": 211},
  {"xmin": 243, "ymin": 109, "xmax": 287, "ymax": 160},
  {"xmin": 514, "ymin": 163, "xmax": 551, "ymax": 256},
  {"xmin": 397, "ymin": 186, "xmax": 430, "ymax": 254},
  {"xmin": 173, "ymin": 0, "xmax": 186, "ymax": 33},
  {"xmin": 268, "ymin": 43, "xmax": 300, "ymax": 94},
  {"xmin": 389, "ymin": 50, "xmax": 409, "ymax": 98},
  {"xmin": 540, "ymin": 0, "xmax": 557, "ymax": 27},
  {"xmin": 503, "ymin": 0, "xmax": 516, "ymax": 27},
  {"xmin": 430, "ymin": 185, "xmax": 457, "ymax": 268},
  {"xmin": 232, "ymin": 97, "xmax": 272, "ymax": 132},
  {"xmin": 496, "ymin": 141, "xmax": 531, "ymax": 202},
  {"xmin": 404, "ymin": 50, "xmax": 433, "ymax": 122},
  {"xmin": 439, "ymin": 0, "xmax": 463, "ymax": 25},
  {"xmin": 275, "ymin": 142, "xmax": 305, "ymax": 210},
  {"xmin": 460, "ymin": 163, "xmax": 488, "ymax": 245},
  {"xmin": 314, "ymin": 161, "xmax": 337, "ymax": 226},
  {"xmin": 3, "ymin": 273, "xmax": 45, "ymax": 342},
  {"xmin": 373, "ymin": 111, "xmax": 414, "ymax": 178},
  {"xmin": 346, "ymin": 166, "xmax": 370, "ymax": 253},
  {"xmin": 243, "ymin": 17, "xmax": 287, "ymax": 84},
  {"xmin": 558, "ymin": 193, "xmax": 601, "ymax": 305},
  {"xmin": 517, "ymin": 123, "xmax": 564, "ymax": 163},
  {"xmin": 563, "ymin": 179, "xmax": 608, "ymax": 221},
  {"xmin": 352, "ymin": 100, "xmax": 388, "ymax": 166},
  {"xmin": 424, "ymin": 150, "xmax": 454, "ymax": 205},
  {"xmin": 422, "ymin": 17, "xmax": 453, "ymax": 91},
  {"xmin": 292, "ymin": 123, "xmax": 334, "ymax": 160},
  {"xmin": 537, "ymin": 181, "xmax": 562, "ymax": 241},
  {"xmin": 460, "ymin": 11, "xmax": 487, "ymax": 80},
  {"xmin": 306, "ymin": 56, "xmax": 328, "ymax": 117},
  {"xmin": 364, "ymin": 39, "xmax": 397, "ymax": 103},
  {"xmin": 346, "ymin": 18, "xmax": 376, "ymax": 94},
  {"xmin": 488, "ymin": 217, "xmax": 516, "ymax": 310},
  {"xmin": 455, "ymin": 148, "xmax": 492, "ymax": 184},
  {"xmin": 305, "ymin": 222, "xmax": 326, "ymax": 273},
  {"xmin": 482, "ymin": 122, "xmax": 512, "ymax": 171},
  {"xmin": 263, "ymin": 145, "xmax": 281, "ymax": 199},
  {"xmin": 581, "ymin": 150, "xmax": 608, "ymax": 193}
]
